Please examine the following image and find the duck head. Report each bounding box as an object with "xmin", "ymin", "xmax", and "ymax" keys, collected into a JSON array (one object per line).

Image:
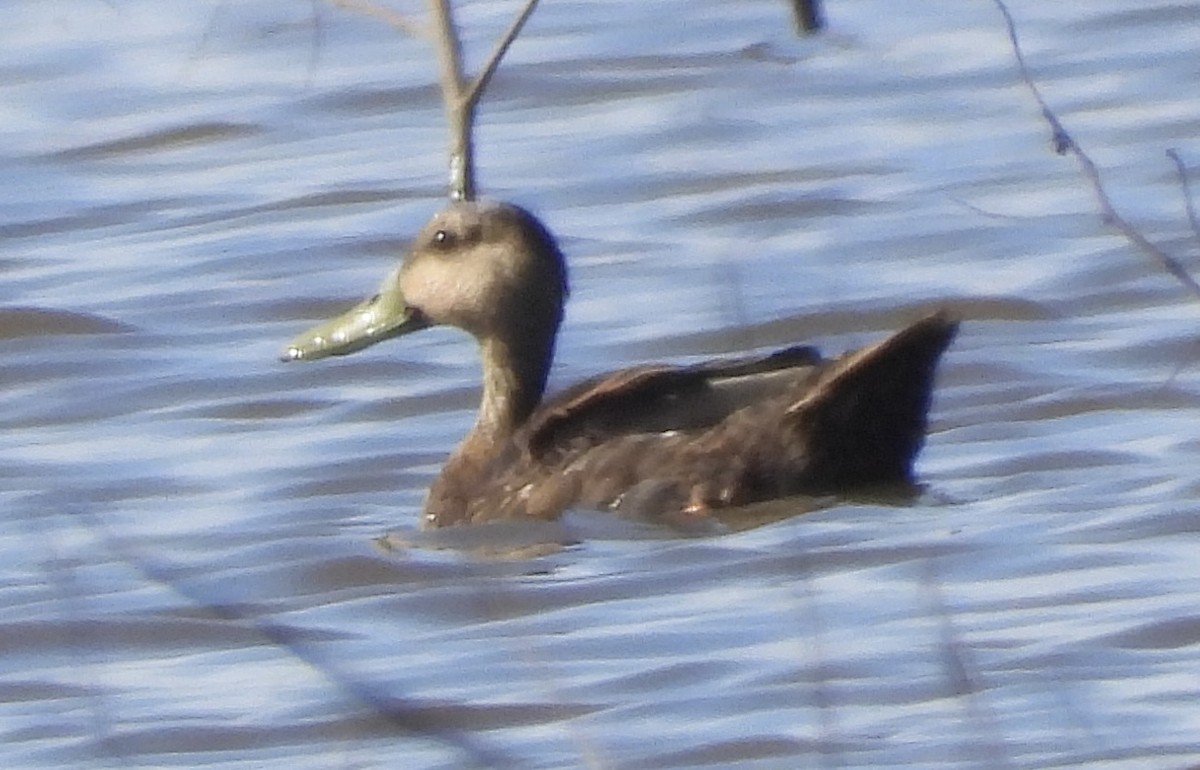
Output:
[{"xmin": 281, "ymin": 200, "xmax": 569, "ymax": 363}]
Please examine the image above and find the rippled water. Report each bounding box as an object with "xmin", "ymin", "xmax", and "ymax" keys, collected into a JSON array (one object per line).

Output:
[{"xmin": 5, "ymin": 1, "xmax": 1200, "ymax": 767}]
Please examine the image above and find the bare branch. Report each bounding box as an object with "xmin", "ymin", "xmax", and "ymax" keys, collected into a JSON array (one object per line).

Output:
[
  {"xmin": 991, "ymin": 0, "xmax": 1200, "ymax": 301},
  {"xmin": 305, "ymin": 0, "xmax": 324, "ymax": 89},
  {"xmin": 1167, "ymin": 149, "xmax": 1200, "ymax": 249},
  {"xmin": 331, "ymin": 0, "xmax": 427, "ymax": 39},
  {"xmin": 465, "ymin": 0, "xmax": 541, "ymax": 111},
  {"xmin": 329, "ymin": 0, "xmax": 541, "ymax": 201},
  {"xmin": 427, "ymin": 0, "xmax": 468, "ymax": 97},
  {"xmin": 180, "ymin": 1, "xmax": 229, "ymax": 81},
  {"xmin": 787, "ymin": 0, "xmax": 825, "ymax": 35},
  {"xmin": 920, "ymin": 559, "xmax": 1016, "ymax": 769},
  {"xmin": 82, "ymin": 509, "xmax": 516, "ymax": 768},
  {"xmin": 990, "ymin": 0, "xmax": 1073, "ymax": 156},
  {"xmin": 428, "ymin": 0, "xmax": 473, "ymax": 200}
]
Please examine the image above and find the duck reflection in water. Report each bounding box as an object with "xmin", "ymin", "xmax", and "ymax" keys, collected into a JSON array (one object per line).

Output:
[{"xmin": 282, "ymin": 201, "xmax": 957, "ymax": 529}]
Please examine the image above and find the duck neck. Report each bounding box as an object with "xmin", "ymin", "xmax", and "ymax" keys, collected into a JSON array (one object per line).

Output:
[{"xmin": 470, "ymin": 333, "xmax": 554, "ymax": 444}]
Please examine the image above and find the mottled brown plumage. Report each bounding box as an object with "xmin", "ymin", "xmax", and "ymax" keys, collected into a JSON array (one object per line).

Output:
[{"xmin": 283, "ymin": 201, "xmax": 957, "ymax": 528}]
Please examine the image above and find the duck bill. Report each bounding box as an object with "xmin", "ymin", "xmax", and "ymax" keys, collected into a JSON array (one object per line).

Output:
[{"xmin": 280, "ymin": 271, "xmax": 428, "ymax": 362}]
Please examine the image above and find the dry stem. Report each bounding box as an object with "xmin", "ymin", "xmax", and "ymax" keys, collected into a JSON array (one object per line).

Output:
[
  {"xmin": 991, "ymin": 0, "xmax": 1200, "ymax": 301},
  {"xmin": 332, "ymin": 0, "xmax": 541, "ymax": 201},
  {"xmin": 1167, "ymin": 149, "xmax": 1200, "ymax": 249},
  {"xmin": 331, "ymin": 0, "xmax": 426, "ymax": 38}
]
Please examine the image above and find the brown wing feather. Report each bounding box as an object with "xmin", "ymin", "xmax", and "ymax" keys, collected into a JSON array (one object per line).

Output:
[{"xmin": 520, "ymin": 344, "xmax": 822, "ymax": 459}]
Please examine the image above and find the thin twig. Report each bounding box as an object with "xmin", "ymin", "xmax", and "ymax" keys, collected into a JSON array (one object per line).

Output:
[
  {"xmin": 331, "ymin": 0, "xmax": 427, "ymax": 39},
  {"xmin": 1167, "ymin": 149, "xmax": 1200, "ymax": 249},
  {"xmin": 428, "ymin": 0, "xmax": 474, "ymax": 200},
  {"xmin": 991, "ymin": 0, "xmax": 1070, "ymax": 155},
  {"xmin": 330, "ymin": 0, "xmax": 540, "ymax": 201},
  {"xmin": 921, "ymin": 558, "xmax": 1015, "ymax": 769},
  {"xmin": 798, "ymin": 573, "xmax": 839, "ymax": 768},
  {"xmin": 465, "ymin": 0, "xmax": 542, "ymax": 110},
  {"xmin": 991, "ymin": 0, "xmax": 1200, "ymax": 301},
  {"xmin": 180, "ymin": 1, "xmax": 228, "ymax": 81},
  {"xmin": 787, "ymin": 0, "xmax": 825, "ymax": 35},
  {"xmin": 305, "ymin": 0, "xmax": 324, "ymax": 89},
  {"xmin": 427, "ymin": 0, "xmax": 468, "ymax": 98},
  {"xmin": 85, "ymin": 510, "xmax": 512, "ymax": 768}
]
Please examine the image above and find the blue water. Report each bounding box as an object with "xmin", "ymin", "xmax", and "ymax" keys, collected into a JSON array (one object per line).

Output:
[{"xmin": 3, "ymin": 1, "xmax": 1200, "ymax": 767}]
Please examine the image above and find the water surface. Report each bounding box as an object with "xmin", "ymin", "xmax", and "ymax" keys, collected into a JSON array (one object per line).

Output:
[{"xmin": 4, "ymin": 1, "xmax": 1200, "ymax": 767}]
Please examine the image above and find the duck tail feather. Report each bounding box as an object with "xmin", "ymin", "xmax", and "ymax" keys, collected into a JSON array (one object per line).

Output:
[{"xmin": 784, "ymin": 311, "xmax": 959, "ymax": 486}]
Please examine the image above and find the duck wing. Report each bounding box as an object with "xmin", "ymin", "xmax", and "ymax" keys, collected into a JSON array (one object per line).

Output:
[{"xmin": 521, "ymin": 344, "xmax": 824, "ymax": 459}]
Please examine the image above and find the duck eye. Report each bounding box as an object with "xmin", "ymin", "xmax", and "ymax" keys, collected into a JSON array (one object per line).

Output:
[{"xmin": 432, "ymin": 229, "xmax": 454, "ymax": 249}]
